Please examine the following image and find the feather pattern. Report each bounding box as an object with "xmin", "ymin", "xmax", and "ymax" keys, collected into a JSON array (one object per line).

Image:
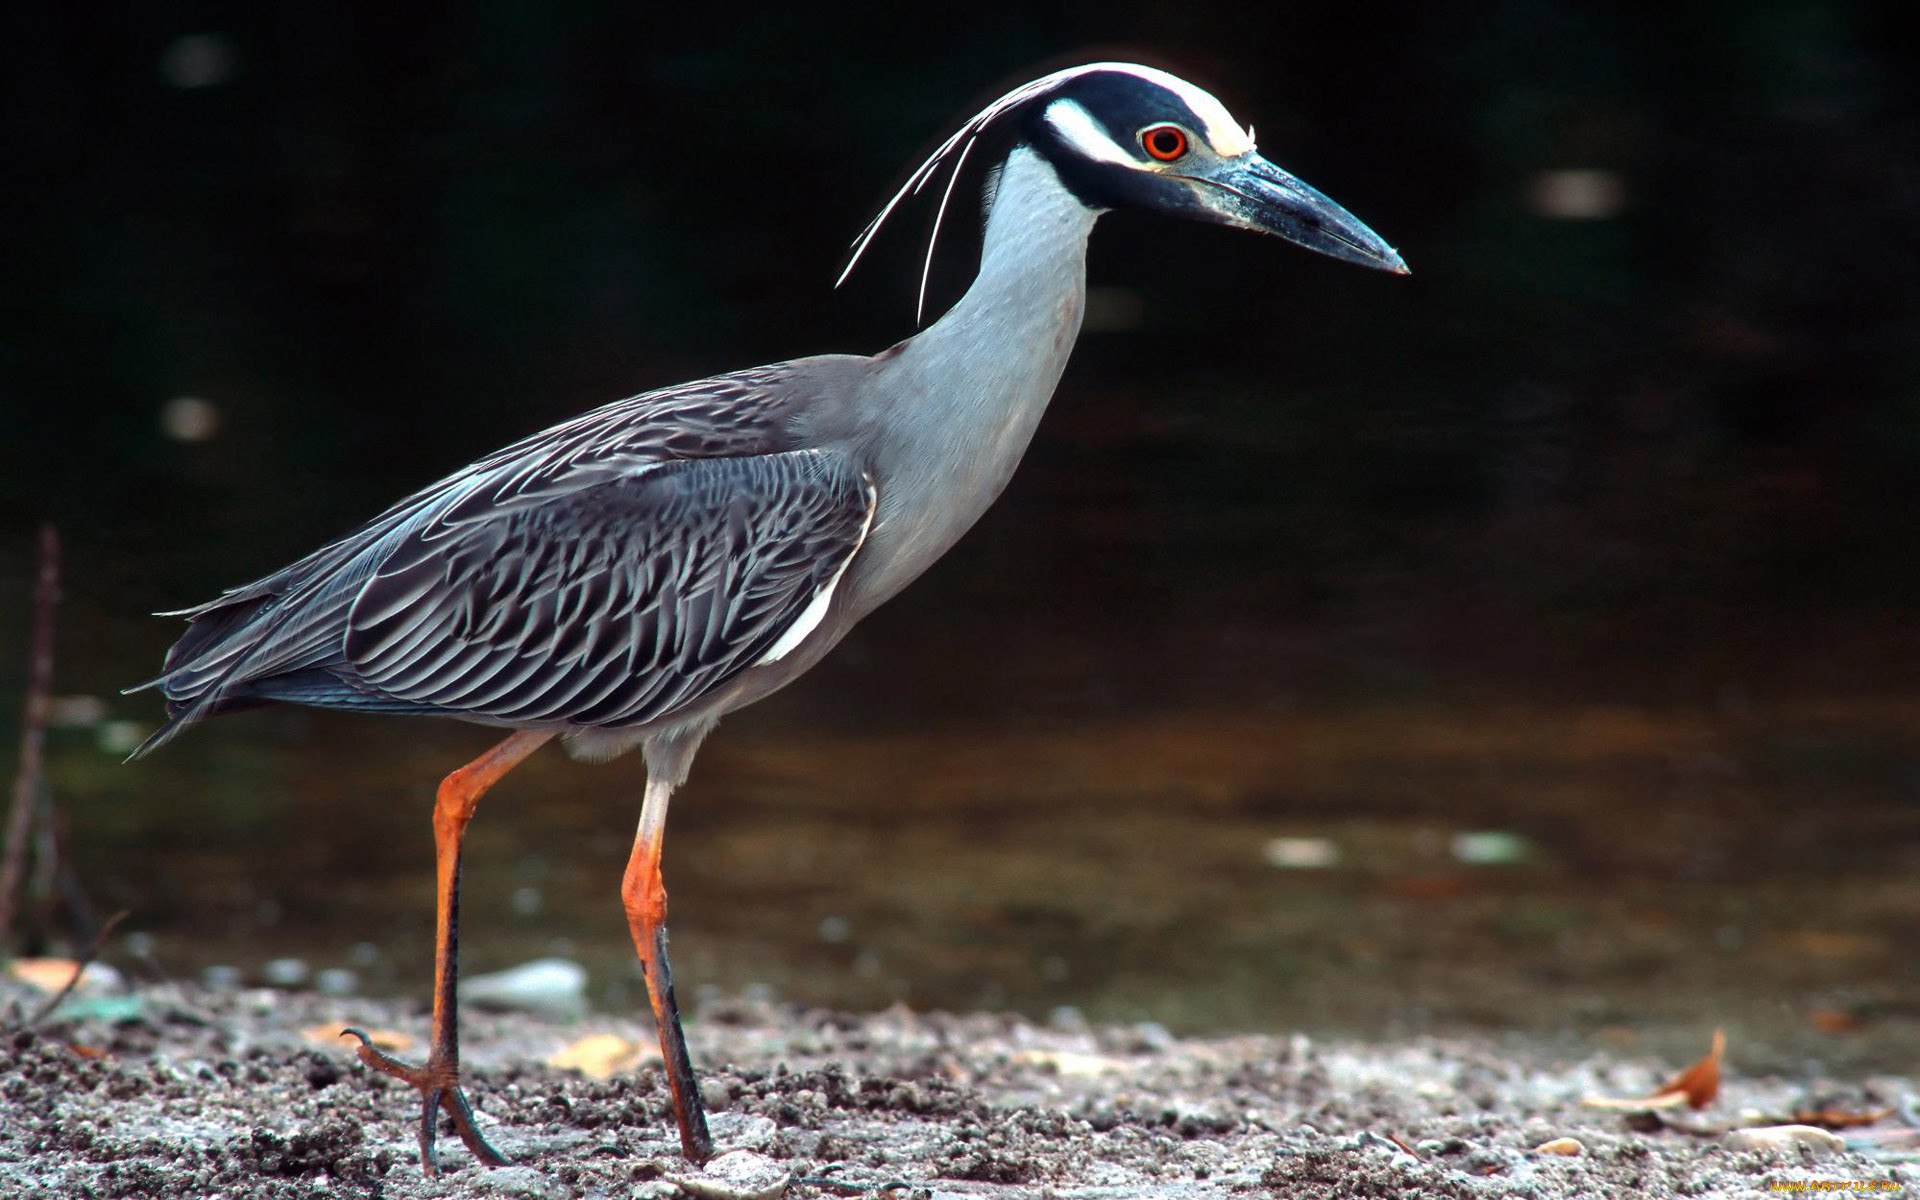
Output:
[{"xmin": 134, "ymin": 363, "xmax": 875, "ymax": 754}]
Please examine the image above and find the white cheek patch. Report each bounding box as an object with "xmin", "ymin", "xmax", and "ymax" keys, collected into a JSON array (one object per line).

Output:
[{"xmin": 1041, "ymin": 99, "xmax": 1137, "ymax": 167}]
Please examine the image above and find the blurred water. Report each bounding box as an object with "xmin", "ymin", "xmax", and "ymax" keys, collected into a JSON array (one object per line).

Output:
[
  {"xmin": 7, "ymin": 3, "xmax": 1920, "ymax": 1077},
  {"xmin": 12, "ymin": 545, "xmax": 1918, "ymax": 1075}
]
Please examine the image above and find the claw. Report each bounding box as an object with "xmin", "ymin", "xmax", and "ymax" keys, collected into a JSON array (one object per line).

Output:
[{"xmin": 341, "ymin": 1025, "xmax": 510, "ymax": 1172}]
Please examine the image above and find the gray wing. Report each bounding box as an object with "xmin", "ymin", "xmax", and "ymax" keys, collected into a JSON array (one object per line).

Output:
[
  {"xmin": 332, "ymin": 451, "xmax": 873, "ymax": 726},
  {"xmin": 172, "ymin": 364, "xmax": 807, "ymax": 623},
  {"xmin": 136, "ymin": 361, "xmax": 872, "ymax": 751}
]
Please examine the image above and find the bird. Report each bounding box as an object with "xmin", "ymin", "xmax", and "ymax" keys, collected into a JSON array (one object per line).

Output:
[{"xmin": 132, "ymin": 60, "xmax": 1405, "ymax": 1174}]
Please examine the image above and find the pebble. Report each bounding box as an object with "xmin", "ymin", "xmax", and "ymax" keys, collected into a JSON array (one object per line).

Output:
[
  {"xmin": 1262, "ymin": 836, "xmax": 1340, "ymax": 869},
  {"xmin": 463, "ymin": 958, "xmax": 588, "ymax": 1019},
  {"xmin": 709, "ymin": 1113, "xmax": 778, "ymax": 1152},
  {"xmin": 1450, "ymin": 830, "xmax": 1531, "ymax": 865},
  {"xmin": 262, "ymin": 957, "xmax": 309, "ymax": 987},
  {"xmin": 314, "ymin": 968, "xmax": 358, "ymax": 996},
  {"xmin": 201, "ymin": 964, "xmax": 244, "ymax": 990},
  {"xmin": 1723, "ymin": 1125, "xmax": 1846, "ymax": 1155},
  {"xmin": 462, "ymin": 1165, "xmax": 567, "ymax": 1199},
  {"xmin": 672, "ymin": 1149, "xmax": 790, "ymax": 1200},
  {"xmin": 1532, "ymin": 1137, "xmax": 1584, "ymax": 1155}
]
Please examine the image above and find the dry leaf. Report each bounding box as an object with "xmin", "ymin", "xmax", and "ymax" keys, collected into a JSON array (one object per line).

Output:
[
  {"xmin": 1010, "ymin": 1049, "xmax": 1130, "ymax": 1077},
  {"xmin": 546, "ymin": 1033, "xmax": 658, "ymax": 1079},
  {"xmin": 1807, "ymin": 1008, "xmax": 1861, "ymax": 1035},
  {"xmin": 1531, "ymin": 1137, "xmax": 1584, "ymax": 1156},
  {"xmin": 1583, "ymin": 1090, "xmax": 1693, "ymax": 1112},
  {"xmin": 301, "ymin": 1024, "xmax": 413, "ymax": 1052},
  {"xmin": 1583, "ymin": 1029, "xmax": 1723, "ymax": 1111},
  {"xmin": 1655, "ymin": 1028, "xmax": 1724, "ymax": 1109},
  {"xmin": 1790, "ymin": 1106, "xmax": 1891, "ymax": 1130},
  {"xmin": 7, "ymin": 957, "xmax": 118, "ymax": 995}
]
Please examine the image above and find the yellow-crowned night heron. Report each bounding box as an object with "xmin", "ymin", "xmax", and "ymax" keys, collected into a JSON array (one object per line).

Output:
[{"xmin": 133, "ymin": 62, "xmax": 1405, "ymax": 1173}]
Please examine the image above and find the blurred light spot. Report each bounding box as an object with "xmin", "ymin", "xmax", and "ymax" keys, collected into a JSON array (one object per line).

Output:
[
  {"xmin": 1449, "ymin": 830, "xmax": 1531, "ymax": 865},
  {"xmin": 854, "ymin": 950, "xmax": 882, "ymax": 978},
  {"xmin": 511, "ymin": 885, "xmax": 543, "ymax": 915},
  {"xmin": 315, "ymin": 968, "xmax": 359, "ymax": 996},
  {"xmin": 1047, "ymin": 1004, "xmax": 1089, "ymax": 1033},
  {"xmin": 161, "ymin": 396, "xmax": 221, "ymax": 442},
  {"xmin": 1526, "ymin": 168, "xmax": 1627, "ymax": 220},
  {"xmin": 123, "ymin": 932, "xmax": 156, "ymax": 959},
  {"xmin": 47, "ymin": 694, "xmax": 107, "ymax": 727},
  {"xmin": 346, "ymin": 941, "xmax": 381, "ymax": 967},
  {"xmin": 262, "ymin": 957, "xmax": 309, "ymax": 986},
  {"xmin": 1262, "ymin": 835, "xmax": 1340, "ymax": 870},
  {"xmin": 159, "ymin": 33, "xmax": 239, "ymax": 89},
  {"xmin": 1041, "ymin": 955, "xmax": 1069, "ymax": 982},
  {"xmin": 202, "ymin": 964, "xmax": 244, "ymax": 990},
  {"xmin": 95, "ymin": 720, "xmax": 146, "ymax": 756},
  {"xmin": 818, "ymin": 915, "xmax": 851, "ymax": 944},
  {"xmin": 1083, "ymin": 286, "xmax": 1145, "ymax": 332}
]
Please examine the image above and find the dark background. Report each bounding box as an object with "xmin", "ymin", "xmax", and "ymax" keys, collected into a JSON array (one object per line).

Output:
[{"xmin": 3, "ymin": 2, "xmax": 1918, "ymax": 1065}]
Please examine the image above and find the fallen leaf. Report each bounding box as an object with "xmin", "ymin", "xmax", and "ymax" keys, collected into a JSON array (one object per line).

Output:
[
  {"xmin": 1808, "ymin": 1008, "xmax": 1861, "ymax": 1035},
  {"xmin": 1790, "ymin": 1106, "xmax": 1891, "ymax": 1129},
  {"xmin": 1655, "ymin": 1028, "xmax": 1724, "ymax": 1110},
  {"xmin": 1583, "ymin": 1029, "xmax": 1722, "ymax": 1111},
  {"xmin": 1532, "ymin": 1137, "xmax": 1584, "ymax": 1156},
  {"xmin": 1584, "ymin": 1091, "xmax": 1693, "ymax": 1112},
  {"xmin": 1010, "ymin": 1049, "xmax": 1130, "ymax": 1077},
  {"xmin": 546, "ymin": 1033, "xmax": 658, "ymax": 1079},
  {"xmin": 7, "ymin": 958, "xmax": 121, "ymax": 995},
  {"xmin": 1775, "ymin": 930, "xmax": 1884, "ymax": 961},
  {"xmin": 301, "ymin": 1024, "xmax": 413, "ymax": 1052}
]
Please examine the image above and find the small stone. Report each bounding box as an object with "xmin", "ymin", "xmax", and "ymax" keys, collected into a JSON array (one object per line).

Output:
[
  {"xmin": 463, "ymin": 1164, "xmax": 566, "ymax": 1199},
  {"xmin": 1262, "ymin": 836, "xmax": 1340, "ymax": 869},
  {"xmin": 1046, "ymin": 1005, "xmax": 1089, "ymax": 1034},
  {"xmin": 702, "ymin": 1078, "xmax": 734, "ymax": 1112},
  {"xmin": 262, "ymin": 957, "xmax": 309, "ymax": 987},
  {"xmin": 314, "ymin": 968, "xmax": 358, "ymax": 996},
  {"xmin": 464, "ymin": 958, "xmax": 587, "ymax": 1019},
  {"xmin": 1532, "ymin": 1137, "xmax": 1584, "ymax": 1156},
  {"xmin": 1723, "ymin": 1125, "xmax": 1846, "ymax": 1155},
  {"xmin": 708, "ymin": 1113, "xmax": 777, "ymax": 1152},
  {"xmin": 672, "ymin": 1149, "xmax": 790, "ymax": 1200}
]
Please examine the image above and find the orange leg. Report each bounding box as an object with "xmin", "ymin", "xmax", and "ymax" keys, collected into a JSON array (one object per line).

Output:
[
  {"xmin": 620, "ymin": 776, "xmax": 713, "ymax": 1163},
  {"xmin": 343, "ymin": 729, "xmax": 552, "ymax": 1175}
]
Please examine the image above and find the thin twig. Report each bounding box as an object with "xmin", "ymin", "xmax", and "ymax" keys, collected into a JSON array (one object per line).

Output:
[
  {"xmin": 0, "ymin": 524, "xmax": 59, "ymax": 944},
  {"xmin": 21, "ymin": 908, "xmax": 129, "ymax": 1028}
]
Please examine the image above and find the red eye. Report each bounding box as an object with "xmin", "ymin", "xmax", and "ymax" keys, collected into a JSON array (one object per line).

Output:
[{"xmin": 1141, "ymin": 125, "xmax": 1189, "ymax": 162}]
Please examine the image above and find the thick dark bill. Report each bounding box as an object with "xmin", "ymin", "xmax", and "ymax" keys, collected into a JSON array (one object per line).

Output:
[{"xmin": 1187, "ymin": 154, "xmax": 1408, "ymax": 274}]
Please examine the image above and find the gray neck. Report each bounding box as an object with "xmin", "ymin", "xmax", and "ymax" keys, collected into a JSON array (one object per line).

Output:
[{"xmin": 844, "ymin": 146, "xmax": 1099, "ymax": 610}]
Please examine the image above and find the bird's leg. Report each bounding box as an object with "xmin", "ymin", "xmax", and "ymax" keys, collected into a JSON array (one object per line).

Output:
[
  {"xmin": 620, "ymin": 775, "xmax": 713, "ymax": 1164},
  {"xmin": 343, "ymin": 729, "xmax": 552, "ymax": 1175}
]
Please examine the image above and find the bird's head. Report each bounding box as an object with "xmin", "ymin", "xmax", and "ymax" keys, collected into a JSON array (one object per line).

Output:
[
  {"xmin": 1022, "ymin": 64, "xmax": 1406, "ymax": 274},
  {"xmin": 840, "ymin": 62, "xmax": 1407, "ymax": 315}
]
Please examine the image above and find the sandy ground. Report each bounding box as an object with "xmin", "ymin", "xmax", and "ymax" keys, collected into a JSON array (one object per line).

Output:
[{"xmin": 1, "ymin": 979, "xmax": 1915, "ymax": 1199}]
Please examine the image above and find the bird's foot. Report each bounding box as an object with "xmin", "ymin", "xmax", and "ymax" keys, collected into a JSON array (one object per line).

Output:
[{"xmin": 340, "ymin": 1027, "xmax": 509, "ymax": 1174}]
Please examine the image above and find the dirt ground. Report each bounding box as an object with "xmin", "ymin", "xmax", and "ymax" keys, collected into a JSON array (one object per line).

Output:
[{"xmin": 1, "ymin": 978, "xmax": 1914, "ymax": 1199}]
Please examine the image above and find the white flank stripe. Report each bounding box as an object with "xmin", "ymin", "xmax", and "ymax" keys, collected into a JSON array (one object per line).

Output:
[{"xmin": 756, "ymin": 483, "xmax": 877, "ymax": 666}]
